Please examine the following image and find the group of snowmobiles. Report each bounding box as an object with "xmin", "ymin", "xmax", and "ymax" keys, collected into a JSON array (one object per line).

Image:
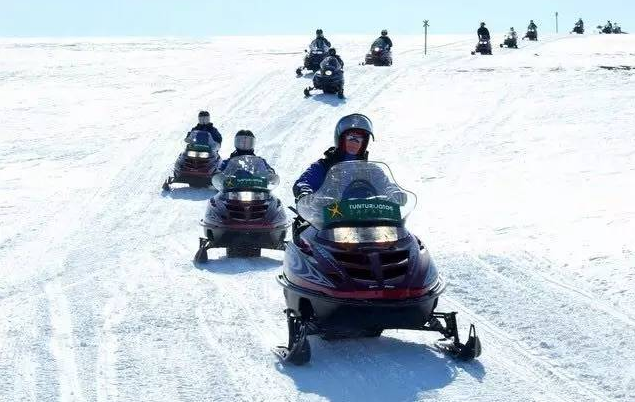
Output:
[
  {"xmin": 597, "ymin": 21, "xmax": 627, "ymax": 35},
  {"xmin": 296, "ymin": 29, "xmax": 393, "ymax": 99},
  {"xmin": 161, "ymin": 111, "xmax": 482, "ymax": 366},
  {"xmin": 472, "ymin": 21, "xmax": 539, "ymax": 55}
]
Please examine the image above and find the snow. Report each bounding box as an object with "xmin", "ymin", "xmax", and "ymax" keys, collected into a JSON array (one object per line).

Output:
[{"xmin": 1, "ymin": 33, "xmax": 634, "ymax": 401}]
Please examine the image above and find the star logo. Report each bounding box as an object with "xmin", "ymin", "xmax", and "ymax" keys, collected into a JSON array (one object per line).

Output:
[
  {"xmin": 327, "ymin": 203, "xmax": 343, "ymax": 219},
  {"xmin": 225, "ymin": 177, "xmax": 234, "ymax": 188}
]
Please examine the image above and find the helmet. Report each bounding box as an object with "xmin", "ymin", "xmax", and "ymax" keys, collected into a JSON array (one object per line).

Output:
[
  {"xmin": 328, "ymin": 48, "xmax": 336, "ymax": 56},
  {"xmin": 198, "ymin": 110, "xmax": 210, "ymax": 124},
  {"xmin": 316, "ymin": 29, "xmax": 323, "ymax": 36},
  {"xmin": 334, "ymin": 114, "xmax": 374, "ymax": 148},
  {"xmin": 381, "ymin": 29, "xmax": 388, "ymax": 36},
  {"xmin": 234, "ymin": 130, "xmax": 255, "ymax": 151},
  {"xmin": 480, "ymin": 22, "xmax": 486, "ymax": 27},
  {"xmin": 530, "ymin": 19, "xmax": 534, "ymax": 23}
]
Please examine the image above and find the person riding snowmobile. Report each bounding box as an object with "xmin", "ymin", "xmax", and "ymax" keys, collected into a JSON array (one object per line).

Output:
[
  {"xmin": 573, "ymin": 18, "xmax": 584, "ymax": 34},
  {"xmin": 508, "ymin": 27, "xmax": 518, "ymax": 40},
  {"xmin": 375, "ymin": 29, "xmax": 393, "ymax": 49},
  {"xmin": 477, "ymin": 22, "xmax": 491, "ymax": 40},
  {"xmin": 311, "ymin": 29, "xmax": 331, "ymax": 51},
  {"xmin": 292, "ymin": 114, "xmax": 406, "ymax": 240},
  {"xmin": 322, "ymin": 48, "xmax": 344, "ymax": 69},
  {"xmin": 525, "ymin": 20, "xmax": 538, "ymax": 39},
  {"xmin": 219, "ymin": 130, "xmax": 274, "ymax": 172},
  {"xmin": 186, "ymin": 110, "xmax": 223, "ymax": 145},
  {"xmin": 603, "ymin": 21, "xmax": 613, "ymax": 34}
]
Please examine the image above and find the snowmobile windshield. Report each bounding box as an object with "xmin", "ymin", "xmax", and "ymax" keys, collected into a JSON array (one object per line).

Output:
[
  {"xmin": 212, "ymin": 155, "xmax": 279, "ymax": 193},
  {"xmin": 320, "ymin": 56, "xmax": 342, "ymax": 71},
  {"xmin": 190, "ymin": 130, "xmax": 221, "ymax": 152},
  {"xmin": 309, "ymin": 40, "xmax": 329, "ymax": 53},
  {"xmin": 297, "ymin": 161, "xmax": 416, "ymax": 231},
  {"xmin": 371, "ymin": 39, "xmax": 389, "ymax": 50}
]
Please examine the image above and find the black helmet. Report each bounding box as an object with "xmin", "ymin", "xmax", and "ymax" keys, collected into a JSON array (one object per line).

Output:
[
  {"xmin": 480, "ymin": 22, "xmax": 486, "ymax": 27},
  {"xmin": 198, "ymin": 110, "xmax": 210, "ymax": 124},
  {"xmin": 381, "ymin": 29, "xmax": 388, "ymax": 36},
  {"xmin": 328, "ymin": 48, "xmax": 336, "ymax": 56},
  {"xmin": 334, "ymin": 114, "xmax": 374, "ymax": 148},
  {"xmin": 316, "ymin": 29, "xmax": 323, "ymax": 36},
  {"xmin": 234, "ymin": 130, "xmax": 255, "ymax": 151}
]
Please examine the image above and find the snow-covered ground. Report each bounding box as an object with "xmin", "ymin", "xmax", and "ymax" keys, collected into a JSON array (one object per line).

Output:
[{"xmin": 1, "ymin": 33, "xmax": 634, "ymax": 401}]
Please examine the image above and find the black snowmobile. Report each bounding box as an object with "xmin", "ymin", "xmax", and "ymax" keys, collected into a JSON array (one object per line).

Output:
[
  {"xmin": 500, "ymin": 34, "xmax": 519, "ymax": 48},
  {"xmin": 364, "ymin": 39, "xmax": 393, "ymax": 66},
  {"xmin": 571, "ymin": 23, "xmax": 584, "ymax": 34},
  {"xmin": 195, "ymin": 155, "xmax": 288, "ymax": 261},
  {"xmin": 163, "ymin": 130, "xmax": 221, "ymax": 191},
  {"xmin": 304, "ymin": 56, "xmax": 345, "ymax": 99},
  {"xmin": 273, "ymin": 161, "xmax": 482, "ymax": 365},
  {"xmin": 472, "ymin": 38, "xmax": 493, "ymax": 55},
  {"xmin": 523, "ymin": 28, "xmax": 538, "ymax": 41},
  {"xmin": 599, "ymin": 24, "xmax": 614, "ymax": 34},
  {"xmin": 296, "ymin": 41, "xmax": 330, "ymax": 77}
]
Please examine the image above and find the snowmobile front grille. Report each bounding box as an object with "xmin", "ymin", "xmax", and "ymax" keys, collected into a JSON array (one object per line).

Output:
[
  {"xmin": 224, "ymin": 201, "xmax": 268, "ymax": 221},
  {"xmin": 330, "ymin": 249, "xmax": 410, "ymax": 281}
]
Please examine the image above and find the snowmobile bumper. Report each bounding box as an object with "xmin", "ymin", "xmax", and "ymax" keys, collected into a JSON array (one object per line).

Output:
[
  {"xmin": 201, "ymin": 221, "xmax": 287, "ymax": 250},
  {"xmin": 277, "ymin": 273, "xmax": 444, "ymax": 333}
]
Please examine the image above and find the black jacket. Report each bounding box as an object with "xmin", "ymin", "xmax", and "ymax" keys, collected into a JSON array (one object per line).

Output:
[
  {"xmin": 322, "ymin": 55, "xmax": 344, "ymax": 69},
  {"xmin": 375, "ymin": 36, "xmax": 393, "ymax": 48},
  {"xmin": 528, "ymin": 22, "xmax": 537, "ymax": 30},
  {"xmin": 477, "ymin": 27, "xmax": 491, "ymax": 40},
  {"xmin": 312, "ymin": 37, "xmax": 331, "ymax": 50},
  {"xmin": 188, "ymin": 123, "xmax": 222, "ymax": 144}
]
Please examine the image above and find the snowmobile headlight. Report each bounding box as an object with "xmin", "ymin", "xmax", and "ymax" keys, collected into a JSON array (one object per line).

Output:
[
  {"xmin": 197, "ymin": 152, "xmax": 210, "ymax": 158},
  {"xmin": 374, "ymin": 47, "xmax": 381, "ymax": 52},
  {"xmin": 315, "ymin": 50, "xmax": 323, "ymax": 54},
  {"xmin": 187, "ymin": 151, "xmax": 197, "ymax": 157},
  {"xmin": 325, "ymin": 70, "xmax": 333, "ymax": 76}
]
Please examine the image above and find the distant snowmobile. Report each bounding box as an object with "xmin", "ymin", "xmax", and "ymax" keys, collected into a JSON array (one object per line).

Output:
[
  {"xmin": 195, "ymin": 155, "xmax": 288, "ymax": 261},
  {"xmin": 500, "ymin": 31, "xmax": 519, "ymax": 49},
  {"xmin": 304, "ymin": 52, "xmax": 345, "ymax": 99},
  {"xmin": 273, "ymin": 160, "xmax": 482, "ymax": 365},
  {"xmin": 523, "ymin": 28, "xmax": 538, "ymax": 41},
  {"xmin": 296, "ymin": 40, "xmax": 330, "ymax": 77},
  {"xmin": 472, "ymin": 39, "xmax": 493, "ymax": 55},
  {"xmin": 363, "ymin": 39, "xmax": 393, "ymax": 66},
  {"xmin": 162, "ymin": 130, "xmax": 221, "ymax": 190},
  {"xmin": 571, "ymin": 20, "xmax": 585, "ymax": 34}
]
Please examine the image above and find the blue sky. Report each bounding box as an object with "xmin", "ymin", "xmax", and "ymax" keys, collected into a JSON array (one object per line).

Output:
[{"xmin": 1, "ymin": 0, "xmax": 633, "ymax": 37}]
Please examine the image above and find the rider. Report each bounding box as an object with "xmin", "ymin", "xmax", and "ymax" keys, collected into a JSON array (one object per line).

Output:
[
  {"xmin": 294, "ymin": 114, "xmax": 373, "ymax": 200},
  {"xmin": 477, "ymin": 22, "xmax": 491, "ymax": 40},
  {"xmin": 375, "ymin": 29, "xmax": 393, "ymax": 49},
  {"xmin": 509, "ymin": 27, "xmax": 518, "ymax": 40},
  {"xmin": 574, "ymin": 18, "xmax": 584, "ymax": 33},
  {"xmin": 526, "ymin": 20, "xmax": 538, "ymax": 39},
  {"xmin": 604, "ymin": 20, "xmax": 613, "ymax": 33},
  {"xmin": 322, "ymin": 48, "xmax": 344, "ymax": 69},
  {"xmin": 219, "ymin": 130, "xmax": 274, "ymax": 172},
  {"xmin": 186, "ymin": 110, "xmax": 223, "ymax": 145},
  {"xmin": 312, "ymin": 29, "xmax": 331, "ymax": 50}
]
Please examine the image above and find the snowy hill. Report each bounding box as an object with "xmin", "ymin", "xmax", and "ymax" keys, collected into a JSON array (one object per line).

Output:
[{"xmin": 1, "ymin": 34, "xmax": 634, "ymax": 401}]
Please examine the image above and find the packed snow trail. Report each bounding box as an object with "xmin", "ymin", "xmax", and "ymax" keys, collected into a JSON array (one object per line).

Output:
[{"xmin": 1, "ymin": 34, "xmax": 634, "ymax": 401}]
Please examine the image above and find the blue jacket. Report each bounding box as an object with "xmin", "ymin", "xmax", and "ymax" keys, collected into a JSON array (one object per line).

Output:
[
  {"xmin": 188, "ymin": 123, "xmax": 223, "ymax": 144},
  {"xmin": 293, "ymin": 147, "xmax": 368, "ymax": 199}
]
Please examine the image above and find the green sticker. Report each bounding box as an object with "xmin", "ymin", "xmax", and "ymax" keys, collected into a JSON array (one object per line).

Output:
[
  {"xmin": 323, "ymin": 199, "xmax": 401, "ymax": 225},
  {"xmin": 224, "ymin": 176, "xmax": 268, "ymax": 190}
]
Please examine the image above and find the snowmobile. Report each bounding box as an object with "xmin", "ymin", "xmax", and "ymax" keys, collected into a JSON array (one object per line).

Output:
[
  {"xmin": 195, "ymin": 155, "xmax": 288, "ymax": 261},
  {"xmin": 162, "ymin": 130, "xmax": 221, "ymax": 191},
  {"xmin": 571, "ymin": 24, "xmax": 584, "ymax": 34},
  {"xmin": 296, "ymin": 41, "xmax": 330, "ymax": 77},
  {"xmin": 273, "ymin": 161, "xmax": 482, "ymax": 365},
  {"xmin": 500, "ymin": 34, "xmax": 518, "ymax": 48},
  {"xmin": 471, "ymin": 38, "xmax": 492, "ymax": 55},
  {"xmin": 599, "ymin": 25, "xmax": 614, "ymax": 34},
  {"xmin": 304, "ymin": 56, "xmax": 345, "ymax": 99},
  {"xmin": 523, "ymin": 28, "xmax": 538, "ymax": 41},
  {"xmin": 363, "ymin": 39, "xmax": 393, "ymax": 66}
]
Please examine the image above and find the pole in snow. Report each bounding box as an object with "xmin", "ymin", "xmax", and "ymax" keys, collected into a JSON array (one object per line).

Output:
[
  {"xmin": 555, "ymin": 12, "xmax": 559, "ymax": 33},
  {"xmin": 423, "ymin": 20, "xmax": 429, "ymax": 55}
]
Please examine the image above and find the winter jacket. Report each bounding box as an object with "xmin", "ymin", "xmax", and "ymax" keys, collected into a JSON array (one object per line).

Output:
[
  {"xmin": 187, "ymin": 123, "xmax": 222, "ymax": 144},
  {"xmin": 477, "ymin": 27, "xmax": 491, "ymax": 40},
  {"xmin": 311, "ymin": 37, "xmax": 331, "ymax": 50},
  {"xmin": 293, "ymin": 147, "xmax": 368, "ymax": 198},
  {"xmin": 375, "ymin": 36, "xmax": 393, "ymax": 48},
  {"xmin": 528, "ymin": 22, "xmax": 537, "ymax": 30}
]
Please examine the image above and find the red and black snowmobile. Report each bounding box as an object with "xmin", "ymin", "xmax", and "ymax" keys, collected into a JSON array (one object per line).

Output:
[
  {"xmin": 163, "ymin": 130, "xmax": 221, "ymax": 190},
  {"xmin": 273, "ymin": 161, "xmax": 481, "ymax": 365},
  {"xmin": 195, "ymin": 155, "xmax": 288, "ymax": 261}
]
